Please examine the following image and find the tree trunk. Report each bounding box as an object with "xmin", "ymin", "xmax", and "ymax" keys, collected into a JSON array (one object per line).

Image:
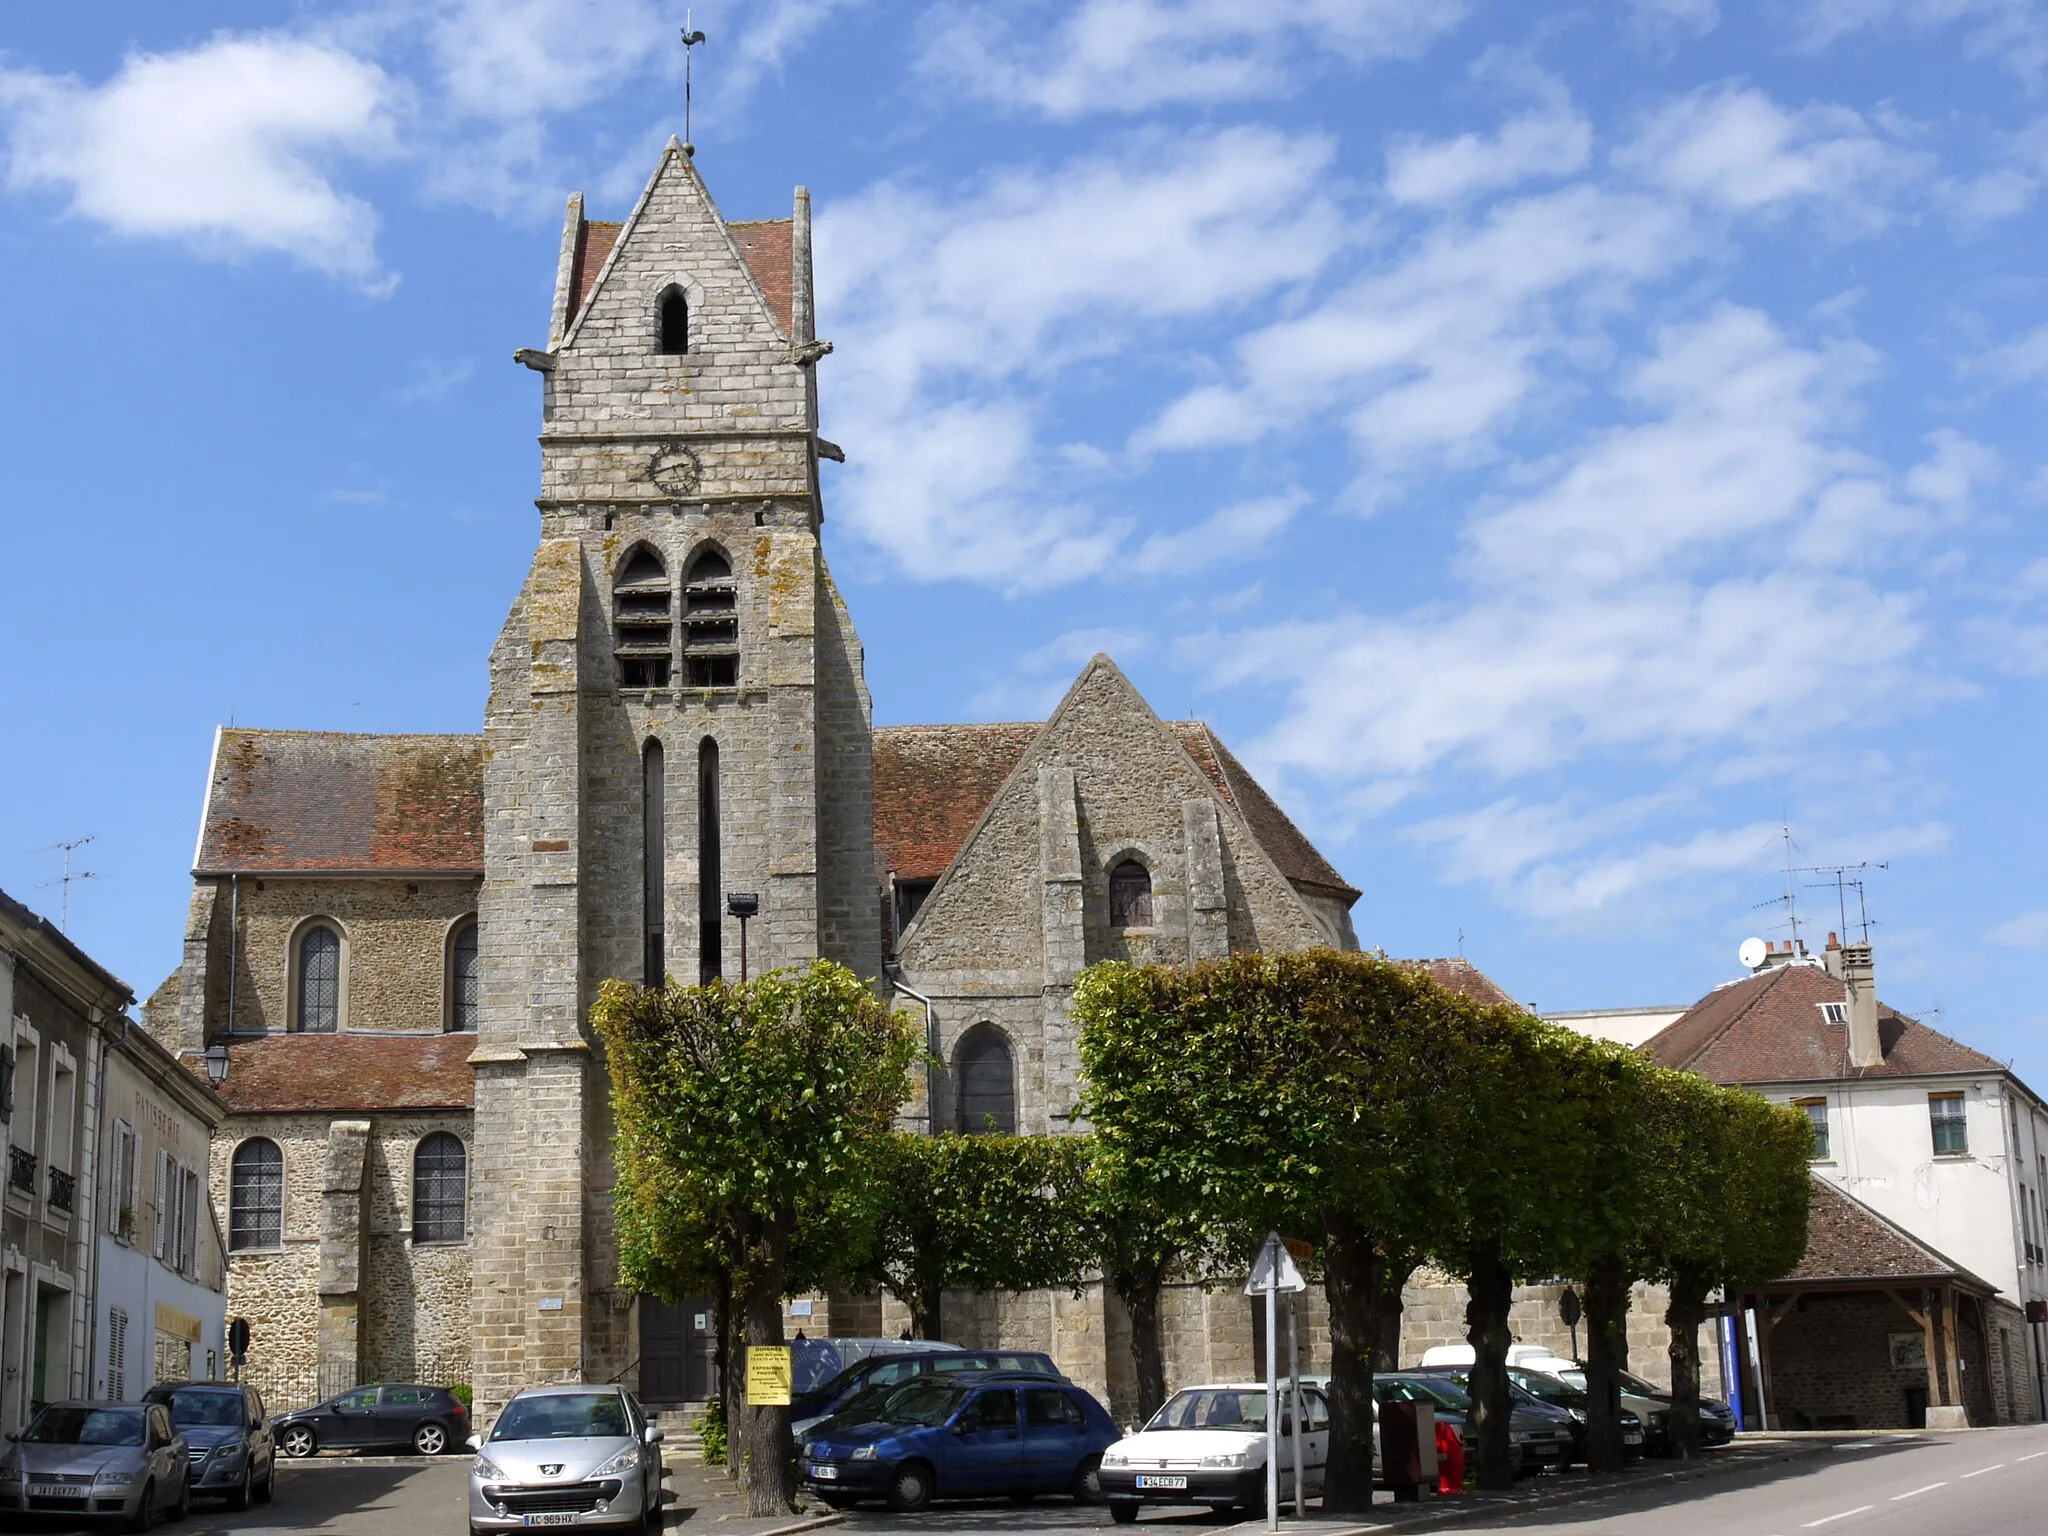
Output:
[
  {"xmin": 1664, "ymin": 1264, "xmax": 1710, "ymax": 1460},
  {"xmin": 740, "ymin": 1227, "xmax": 796, "ymax": 1516},
  {"xmin": 910, "ymin": 1279, "xmax": 942, "ymax": 1342},
  {"xmin": 1465, "ymin": 1238, "xmax": 1516, "ymax": 1491},
  {"xmin": 1373, "ymin": 1255, "xmax": 1416, "ymax": 1370},
  {"xmin": 1582, "ymin": 1255, "xmax": 1631, "ymax": 1474},
  {"xmin": 714, "ymin": 1274, "xmax": 739, "ymax": 1483},
  {"xmin": 1321, "ymin": 1207, "xmax": 1382, "ymax": 1513},
  {"xmin": 1117, "ymin": 1264, "xmax": 1169, "ymax": 1424}
]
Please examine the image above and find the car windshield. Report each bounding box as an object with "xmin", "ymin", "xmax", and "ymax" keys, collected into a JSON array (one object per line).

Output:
[
  {"xmin": 1557, "ymin": 1368, "xmax": 1666, "ymax": 1400},
  {"xmin": 1507, "ymin": 1371, "xmax": 1583, "ymax": 1408},
  {"xmin": 1145, "ymin": 1390, "xmax": 1270, "ymax": 1432},
  {"xmin": 154, "ymin": 1390, "xmax": 243, "ymax": 1428},
  {"xmin": 1391, "ymin": 1377, "xmax": 1472, "ymax": 1412},
  {"xmin": 491, "ymin": 1393, "xmax": 630, "ymax": 1442},
  {"xmin": 855, "ymin": 1380, "xmax": 967, "ymax": 1428},
  {"xmin": 26, "ymin": 1407, "xmax": 145, "ymax": 1446}
]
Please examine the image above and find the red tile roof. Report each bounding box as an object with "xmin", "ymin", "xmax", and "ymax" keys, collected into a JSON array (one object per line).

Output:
[
  {"xmin": 1169, "ymin": 724, "xmax": 1358, "ymax": 900},
  {"xmin": 1787, "ymin": 1174, "xmax": 1992, "ymax": 1291},
  {"xmin": 874, "ymin": 724, "xmax": 1041, "ymax": 882},
  {"xmin": 197, "ymin": 730, "xmax": 483, "ymax": 875},
  {"xmin": 728, "ymin": 220, "xmax": 794, "ymax": 338},
  {"xmin": 214, "ymin": 1032, "xmax": 475, "ymax": 1114},
  {"xmin": 1645, "ymin": 962, "xmax": 2005, "ymax": 1084},
  {"xmin": 1396, "ymin": 958, "xmax": 1520, "ymax": 1008},
  {"xmin": 568, "ymin": 219, "xmax": 621, "ymax": 326}
]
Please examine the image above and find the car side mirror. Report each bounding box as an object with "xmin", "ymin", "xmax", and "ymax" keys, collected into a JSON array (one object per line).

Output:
[
  {"xmin": 466, "ymin": 1434, "xmax": 482, "ymax": 1452},
  {"xmin": 644, "ymin": 1425, "xmax": 664, "ymax": 1445}
]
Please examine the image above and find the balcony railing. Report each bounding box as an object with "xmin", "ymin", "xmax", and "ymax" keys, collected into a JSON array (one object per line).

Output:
[
  {"xmin": 7, "ymin": 1146, "xmax": 38, "ymax": 1195},
  {"xmin": 46, "ymin": 1167, "xmax": 73, "ymax": 1214}
]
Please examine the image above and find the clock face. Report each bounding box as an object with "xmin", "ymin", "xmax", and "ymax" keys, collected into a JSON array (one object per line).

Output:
[{"xmin": 646, "ymin": 443, "xmax": 701, "ymax": 496}]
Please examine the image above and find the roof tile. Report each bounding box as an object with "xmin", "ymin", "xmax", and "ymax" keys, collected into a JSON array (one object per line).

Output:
[
  {"xmin": 1791, "ymin": 1174, "xmax": 1992, "ymax": 1290},
  {"xmin": 215, "ymin": 1032, "xmax": 475, "ymax": 1114},
  {"xmin": 728, "ymin": 220, "xmax": 793, "ymax": 338}
]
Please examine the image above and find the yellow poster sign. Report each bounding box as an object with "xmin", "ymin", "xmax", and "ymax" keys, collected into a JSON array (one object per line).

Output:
[{"xmin": 746, "ymin": 1345, "xmax": 793, "ymax": 1406}]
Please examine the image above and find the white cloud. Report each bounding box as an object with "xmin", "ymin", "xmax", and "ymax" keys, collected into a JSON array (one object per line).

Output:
[
  {"xmin": 0, "ymin": 36, "xmax": 399, "ymax": 285},
  {"xmin": 423, "ymin": 0, "xmax": 665, "ymax": 122},
  {"xmin": 1984, "ymin": 323, "xmax": 2048, "ymax": 384},
  {"xmin": 1385, "ymin": 107, "xmax": 1591, "ymax": 206},
  {"xmin": 1131, "ymin": 494, "xmax": 1306, "ymax": 577},
  {"xmin": 968, "ymin": 627, "xmax": 1151, "ymax": 718},
  {"xmin": 1628, "ymin": 0, "xmax": 1721, "ymax": 35},
  {"xmin": 1991, "ymin": 910, "xmax": 2048, "ymax": 947},
  {"xmin": 918, "ymin": 0, "xmax": 1463, "ymax": 118},
  {"xmin": 1616, "ymin": 84, "xmax": 1917, "ymax": 223},
  {"xmin": 817, "ymin": 127, "xmax": 1341, "ymax": 587},
  {"xmin": 1794, "ymin": 0, "xmax": 2048, "ymax": 81}
]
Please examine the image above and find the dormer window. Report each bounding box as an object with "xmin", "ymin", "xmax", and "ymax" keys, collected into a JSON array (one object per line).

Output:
[
  {"xmin": 658, "ymin": 286, "xmax": 689, "ymax": 355},
  {"xmin": 1819, "ymin": 1002, "xmax": 1848, "ymax": 1027},
  {"xmin": 614, "ymin": 545, "xmax": 673, "ymax": 688},
  {"xmin": 681, "ymin": 549, "xmax": 738, "ymax": 687}
]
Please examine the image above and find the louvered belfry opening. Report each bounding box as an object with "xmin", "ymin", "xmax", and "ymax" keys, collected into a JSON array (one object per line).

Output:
[
  {"xmin": 614, "ymin": 545, "xmax": 673, "ymax": 688},
  {"xmin": 681, "ymin": 549, "xmax": 738, "ymax": 687}
]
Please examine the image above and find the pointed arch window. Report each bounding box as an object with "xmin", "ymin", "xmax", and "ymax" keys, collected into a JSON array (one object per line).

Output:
[
  {"xmin": 682, "ymin": 549, "xmax": 738, "ymax": 687},
  {"xmin": 614, "ymin": 544, "xmax": 673, "ymax": 688},
  {"xmin": 296, "ymin": 925, "xmax": 341, "ymax": 1033},
  {"xmin": 448, "ymin": 921, "xmax": 479, "ymax": 1032},
  {"xmin": 413, "ymin": 1133, "xmax": 468, "ymax": 1244},
  {"xmin": 658, "ymin": 286, "xmax": 690, "ymax": 355},
  {"xmin": 957, "ymin": 1025, "xmax": 1016, "ymax": 1135},
  {"xmin": 229, "ymin": 1139, "xmax": 284, "ymax": 1251},
  {"xmin": 1109, "ymin": 859, "xmax": 1154, "ymax": 929}
]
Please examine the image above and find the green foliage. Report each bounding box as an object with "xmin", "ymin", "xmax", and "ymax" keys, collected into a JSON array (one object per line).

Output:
[
  {"xmin": 693, "ymin": 1399, "xmax": 728, "ymax": 1467},
  {"xmin": 446, "ymin": 1383, "xmax": 473, "ymax": 1409}
]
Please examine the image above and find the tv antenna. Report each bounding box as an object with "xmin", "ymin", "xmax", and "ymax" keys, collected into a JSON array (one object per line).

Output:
[
  {"xmin": 30, "ymin": 835, "xmax": 97, "ymax": 933},
  {"xmin": 1795, "ymin": 862, "xmax": 1887, "ymax": 944},
  {"xmin": 680, "ymin": 13, "xmax": 707, "ymax": 158},
  {"xmin": 1751, "ymin": 823, "xmax": 1804, "ymax": 947}
]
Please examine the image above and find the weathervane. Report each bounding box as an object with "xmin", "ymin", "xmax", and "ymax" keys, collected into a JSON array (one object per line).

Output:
[{"xmin": 680, "ymin": 13, "xmax": 707, "ymax": 158}]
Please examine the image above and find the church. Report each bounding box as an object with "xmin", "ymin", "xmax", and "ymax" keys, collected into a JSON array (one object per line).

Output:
[{"xmin": 149, "ymin": 141, "xmax": 1500, "ymax": 1422}]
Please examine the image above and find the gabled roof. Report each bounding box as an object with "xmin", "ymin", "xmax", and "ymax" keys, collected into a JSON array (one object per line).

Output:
[
  {"xmin": 195, "ymin": 729, "xmax": 483, "ymax": 876},
  {"xmin": 1168, "ymin": 724, "xmax": 1358, "ymax": 901},
  {"xmin": 1788, "ymin": 1174, "xmax": 1995, "ymax": 1293},
  {"xmin": 0, "ymin": 886, "xmax": 131, "ymax": 1005},
  {"xmin": 1396, "ymin": 958, "xmax": 1519, "ymax": 1009},
  {"xmin": 1645, "ymin": 963, "xmax": 2004, "ymax": 1084},
  {"xmin": 727, "ymin": 220, "xmax": 794, "ymax": 337},
  {"xmin": 214, "ymin": 1033, "xmax": 475, "ymax": 1115}
]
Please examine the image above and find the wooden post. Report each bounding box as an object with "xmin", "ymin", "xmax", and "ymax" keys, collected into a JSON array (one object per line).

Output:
[
  {"xmin": 1887, "ymin": 1288, "xmax": 1942, "ymax": 1416},
  {"xmin": 1943, "ymin": 1289, "xmax": 1965, "ymax": 1418}
]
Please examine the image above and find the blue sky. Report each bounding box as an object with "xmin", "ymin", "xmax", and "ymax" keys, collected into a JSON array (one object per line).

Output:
[{"xmin": 5, "ymin": 0, "xmax": 2048, "ymax": 1079}]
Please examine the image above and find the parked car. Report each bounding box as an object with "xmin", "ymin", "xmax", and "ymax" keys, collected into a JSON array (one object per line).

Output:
[
  {"xmin": 468, "ymin": 1384, "xmax": 663, "ymax": 1534},
  {"xmin": 142, "ymin": 1379, "xmax": 277, "ymax": 1508},
  {"xmin": 1099, "ymin": 1380, "xmax": 1330, "ymax": 1522},
  {"xmin": 1503, "ymin": 1367, "xmax": 1642, "ymax": 1462},
  {"xmin": 791, "ymin": 1337, "xmax": 961, "ymax": 1398},
  {"xmin": 1517, "ymin": 1359, "xmax": 1736, "ymax": 1454},
  {"xmin": 0, "ymin": 1400, "xmax": 190, "ymax": 1525},
  {"xmin": 274, "ymin": 1381, "xmax": 470, "ymax": 1458},
  {"xmin": 799, "ymin": 1370, "xmax": 1117, "ymax": 1512},
  {"xmin": 1388, "ymin": 1372, "xmax": 1576, "ymax": 1474},
  {"xmin": 791, "ymin": 1348, "xmax": 1065, "ymax": 1436}
]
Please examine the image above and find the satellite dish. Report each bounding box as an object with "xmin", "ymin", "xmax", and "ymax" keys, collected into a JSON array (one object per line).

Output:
[{"xmin": 1738, "ymin": 937, "xmax": 1768, "ymax": 971}]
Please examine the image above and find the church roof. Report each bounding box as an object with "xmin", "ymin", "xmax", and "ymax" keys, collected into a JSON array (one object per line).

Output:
[
  {"xmin": 1644, "ymin": 962, "xmax": 2004, "ymax": 1085},
  {"xmin": 1784, "ymin": 1174, "xmax": 1993, "ymax": 1292},
  {"xmin": 195, "ymin": 729, "xmax": 483, "ymax": 876},
  {"xmin": 1167, "ymin": 724, "xmax": 1357, "ymax": 900},
  {"xmin": 562, "ymin": 213, "xmax": 794, "ymax": 339},
  {"xmin": 212, "ymin": 1032, "xmax": 475, "ymax": 1114}
]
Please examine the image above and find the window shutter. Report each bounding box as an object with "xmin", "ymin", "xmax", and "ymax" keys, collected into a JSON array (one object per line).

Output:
[
  {"xmin": 107, "ymin": 1308, "xmax": 126, "ymax": 1401},
  {"xmin": 0, "ymin": 1044, "xmax": 13, "ymax": 1121},
  {"xmin": 152, "ymin": 1150, "xmax": 169, "ymax": 1260},
  {"xmin": 182, "ymin": 1169, "xmax": 200, "ymax": 1275}
]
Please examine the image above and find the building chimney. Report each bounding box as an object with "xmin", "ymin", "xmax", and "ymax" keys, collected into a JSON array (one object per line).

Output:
[
  {"xmin": 1840, "ymin": 943, "xmax": 1882, "ymax": 1068},
  {"xmin": 1823, "ymin": 932, "xmax": 1843, "ymax": 981}
]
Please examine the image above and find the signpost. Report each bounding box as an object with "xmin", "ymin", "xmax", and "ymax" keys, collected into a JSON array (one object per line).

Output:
[
  {"xmin": 746, "ymin": 1345, "xmax": 792, "ymax": 1406},
  {"xmin": 1558, "ymin": 1287, "xmax": 1582, "ymax": 1362},
  {"xmin": 1245, "ymin": 1232, "xmax": 1308, "ymax": 1530},
  {"xmin": 227, "ymin": 1317, "xmax": 250, "ymax": 1384}
]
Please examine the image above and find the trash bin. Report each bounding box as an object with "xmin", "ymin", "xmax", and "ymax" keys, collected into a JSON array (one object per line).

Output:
[{"xmin": 1379, "ymin": 1400, "xmax": 1438, "ymax": 1502}]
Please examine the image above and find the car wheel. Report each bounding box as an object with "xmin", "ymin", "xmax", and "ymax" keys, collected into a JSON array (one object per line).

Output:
[
  {"xmin": 413, "ymin": 1422, "xmax": 449, "ymax": 1457},
  {"xmin": 885, "ymin": 1461, "xmax": 934, "ymax": 1513},
  {"xmin": 256, "ymin": 1454, "xmax": 275, "ymax": 1503},
  {"xmin": 128, "ymin": 1478, "xmax": 156, "ymax": 1533},
  {"xmin": 227, "ymin": 1457, "xmax": 253, "ymax": 1511},
  {"xmin": 280, "ymin": 1425, "xmax": 317, "ymax": 1458},
  {"xmin": 1110, "ymin": 1503, "xmax": 1140, "ymax": 1525},
  {"xmin": 169, "ymin": 1469, "xmax": 191, "ymax": 1521},
  {"xmin": 1071, "ymin": 1455, "xmax": 1103, "ymax": 1504}
]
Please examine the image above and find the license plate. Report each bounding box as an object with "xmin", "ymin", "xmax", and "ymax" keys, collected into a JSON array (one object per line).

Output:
[
  {"xmin": 1135, "ymin": 1474, "xmax": 1187, "ymax": 1489},
  {"xmin": 523, "ymin": 1516, "xmax": 577, "ymax": 1528},
  {"xmin": 1624, "ymin": 1432, "xmax": 1642, "ymax": 1445},
  {"xmin": 808, "ymin": 1464, "xmax": 840, "ymax": 1480},
  {"xmin": 27, "ymin": 1484, "xmax": 77, "ymax": 1498}
]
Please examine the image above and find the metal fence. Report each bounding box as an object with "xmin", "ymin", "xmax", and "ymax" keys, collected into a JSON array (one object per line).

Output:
[{"xmin": 229, "ymin": 1361, "xmax": 471, "ymax": 1415}]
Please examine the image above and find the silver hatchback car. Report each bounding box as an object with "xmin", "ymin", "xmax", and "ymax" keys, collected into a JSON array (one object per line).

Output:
[
  {"xmin": 0, "ymin": 1400, "xmax": 191, "ymax": 1524},
  {"xmin": 468, "ymin": 1384, "xmax": 663, "ymax": 1533}
]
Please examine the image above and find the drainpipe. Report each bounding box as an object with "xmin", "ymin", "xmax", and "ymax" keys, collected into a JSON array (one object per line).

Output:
[
  {"xmin": 883, "ymin": 964, "xmax": 938, "ymax": 1133},
  {"xmin": 82, "ymin": 1017, "xmax": 120, "ymax": 1397}
]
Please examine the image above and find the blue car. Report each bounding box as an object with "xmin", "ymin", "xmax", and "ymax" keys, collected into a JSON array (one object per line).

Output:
[{"xmin": 799, "ymin": 1371, "xmax": 1120, "ymax": 1511}]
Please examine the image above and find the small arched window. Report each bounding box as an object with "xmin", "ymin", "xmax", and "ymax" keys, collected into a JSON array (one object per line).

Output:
[
  {"xmin": 658, "ymin": 286, "xmax": 690, "ymax": 355},
  {"xmin": 682, "ymin": 548, "xmax": 738, "ymax": 687},
  {"xmin": 449, "ymin": 922, "xmax": 479, "ymax": 1033},
  {"xmin": 957, "ymin": 1025, "xmax": 1016, "ymax": 1135},
  {"xmin": 296, "ymin": 925, "xmax": 341, "ymax": 1033},
  {"xmin": 614, "ymin": 544, "xmax": 673, "ymax": 689},
  {"xmin": 413, "ymin": 1133, "xmax": 468, "ymax": 1244},
  {"xmin": 1109, "ymin": 859, "xmax": 1154, "ymax": 929},
  {"xmin": 229, "ymin": 1139, "xmax": 284, "ymax": 1251}
]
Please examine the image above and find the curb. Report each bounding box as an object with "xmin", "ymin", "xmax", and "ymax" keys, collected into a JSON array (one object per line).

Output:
[{"xmin": 752, "ymin": 1514, "xmax": 847, "ymax": 1536}]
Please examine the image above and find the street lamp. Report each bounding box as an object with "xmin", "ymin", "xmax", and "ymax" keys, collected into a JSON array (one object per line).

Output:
[
  {"xmin": 202, "ymin": 1042, "xmax": 230, "ymax": 1086},
  {"xmin": 726, "ymin": 892, "xmax": 760, "ymax": 981}
]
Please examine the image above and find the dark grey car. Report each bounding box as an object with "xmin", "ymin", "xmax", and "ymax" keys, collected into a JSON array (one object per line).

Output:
[
  {"xmin": 143, "ymin": 1380, "xmax": 276, "ymax": 1508},
  {"xmin": 0, "ymin": 1400, "xmax": 190, "ymax": 1526}
]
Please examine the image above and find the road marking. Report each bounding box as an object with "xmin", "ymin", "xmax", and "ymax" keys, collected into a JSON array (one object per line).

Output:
[
  {"xmin": 2018, "ymin": 1451, "xmax": 2048, "ymax": 1462},
  {"xmin": 1890, "ymin": 1483, "xmax": 1945, "ymax": 1500},
  {"xmin": 1802, "ymin": 1507, "xmax": 1873, "ymax": 1527},
  {"xmin": 1962, "ymin": 1464, "xmax": 2006, "ymax": 1478}
]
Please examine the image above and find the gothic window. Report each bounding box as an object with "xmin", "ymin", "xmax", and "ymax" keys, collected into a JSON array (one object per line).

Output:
[
  {"xmin": 296, "ymin": 925, "xmax": 341, "ymax": 1033},
  {"xmin": 614, "ymin": 544, "xmax": 673, "ymax": 689},
  {"xmin": 412, "ymin": 1133, "xmax": 468, "ymax": 1244},
  {"xmin": 957, "ymin": 1025, "xmax": 1016, "ymax": 1135},
  {"xmin": 448, "ymin": 921, "xmax": 479, "ymax": 1032},
  {"xmin": 643, "ymin": 739, "xmax": 666, "ymax": 987},
  {"xmin": 658, "ymin": 285, "xmax": 690, "ymax": 355},
  {"xmin": 893, "ymin": 878, "xmax": 936, "ymax": 940},
  {"xmin": 1109, "ymin": 859, "xmax": 1154, "ymax": 929},
  {"xmin": 681, "ymin": 549, "xmax": 738, "ymax": 688},
  {"xmin": 229, "ymin": 1139, "xmax": 284, "ymax": 1251},
  {"xmin": 699, "ymin": 738, "xmax": 722, "ymax": 983}
]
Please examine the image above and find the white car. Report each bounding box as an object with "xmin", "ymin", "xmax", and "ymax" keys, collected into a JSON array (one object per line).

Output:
[{"xmin": 1098, "ymin": 1382, "xmax": 1329, "ymax": 1524}]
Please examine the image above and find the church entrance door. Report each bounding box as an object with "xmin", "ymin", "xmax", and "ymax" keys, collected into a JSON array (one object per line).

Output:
[{"xmin": 639, "ymin": 1297, "xmax": 717, "ymax": 1403}]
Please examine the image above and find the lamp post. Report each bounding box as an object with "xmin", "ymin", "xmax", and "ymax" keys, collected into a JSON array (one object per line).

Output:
[
  {"xmin": 726, "ymin": 893, "xmax": 760, "ymax": 981},
  {"xmin": 202, "ymin": 1042, "xmax": 229, "ymax": 1087}
]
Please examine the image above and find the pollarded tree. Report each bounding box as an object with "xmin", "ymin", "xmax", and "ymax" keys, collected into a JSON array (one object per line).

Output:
[{"xmin": 596, "ymin": 961, "xmax": 923, "ymax": 1516}]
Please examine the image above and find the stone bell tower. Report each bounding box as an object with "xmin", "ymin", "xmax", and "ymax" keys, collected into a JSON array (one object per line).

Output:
[{"xmin": 469, "ymin": 140, "xmax": 878, "ymax": 1414}]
